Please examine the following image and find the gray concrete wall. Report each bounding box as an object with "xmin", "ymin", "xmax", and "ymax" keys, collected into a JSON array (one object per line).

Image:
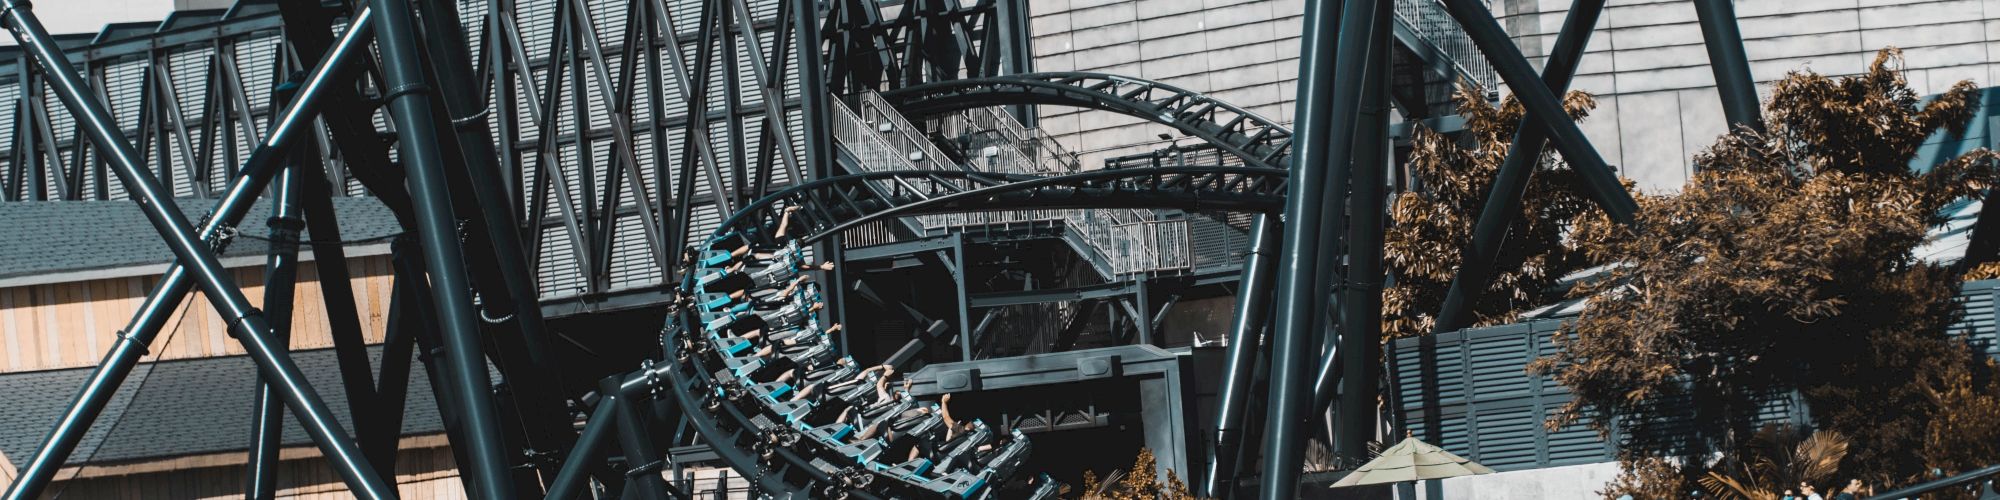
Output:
[
  {"xmin": 1031, "ymin": 0, "xmax": 2000, "ymax": 192},
  {"xmin": 1407, "ymin": 461, "xmax": 1624, "ymax": 499},
  {"xmin": 1029, "ymin": 0, "xmax": 1305, "ymax": 170}
]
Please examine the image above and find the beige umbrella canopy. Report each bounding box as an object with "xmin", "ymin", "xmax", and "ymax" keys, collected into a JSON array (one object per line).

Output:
[{"xmin": 1330, "ymin": 437, "xmax": 1497, "ymax": 488}]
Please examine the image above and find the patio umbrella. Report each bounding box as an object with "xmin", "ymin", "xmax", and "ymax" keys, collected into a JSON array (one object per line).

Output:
[{"xmin": 1330, "ymin": 436, "xmax": 1496, "ymax": 488}]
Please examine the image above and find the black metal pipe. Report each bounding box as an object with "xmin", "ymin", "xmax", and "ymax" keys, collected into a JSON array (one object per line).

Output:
[
  {"xmin": 1692, "ymin": 0, "xmax": 1763, "ymax": 133},
  {"xmin": 418, "ymin": 0, "xmax": 577, "ymax": 481},
  {"xmin": 543, "ymin": 400, "xmax": 619, "ymax": 500},
  {"xmin": 294, "ymin": 106, "xmax": 383, "ymax": 475},
  {"xmin": 600, "ymin": 377, "xmax": 673, "ymax": 499},
  {"xmin": 368, "ymin": 252, "xmax": 426, "ymax": 482},
  {"xmin": 1438, "ymin": 0, "xmax": 1636, "ymax": 225},
  {"xmin": 366, "ymin": 1, "xmax": 516, "ymax": 498},
  {"xmin": 0, "ymin": 9, "xmax": 385, "ymax": 500},
  {"xmin": 246, "ymin": 130, "xmax": 305, "ymax": 500},
  {"xmin": 1329, "ymin": 0, "xmax": 1392, "ymax": 463},
  {"xmin": 1202, "ymin": 215, "xmax": 1278, "ymax": 497},
  {"xmin": 1258, "ymin": 0, "xmax": 1366, "ymax": 498},
  {"xmin": 1430, "ymin": 0, "xmax": 1605, "ymax": 334}
]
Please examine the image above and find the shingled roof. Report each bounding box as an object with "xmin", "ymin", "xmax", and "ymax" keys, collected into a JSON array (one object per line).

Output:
[
  {"xmin": 0, "ymin": 345, "xmax": 455, "ymax": 467},
  {"xmin": 0, "ymin": 196, "xmax": 401, "ymax": 285}
]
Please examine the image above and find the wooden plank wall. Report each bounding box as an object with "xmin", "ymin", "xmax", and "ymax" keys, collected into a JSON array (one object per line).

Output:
[
  {"xmin": 32, "ymin": 444, "xmax": 463, "ymax": 499},
  {"xmin": 0, "ymin": 256, "xmax": 396, "ymax": 373}
]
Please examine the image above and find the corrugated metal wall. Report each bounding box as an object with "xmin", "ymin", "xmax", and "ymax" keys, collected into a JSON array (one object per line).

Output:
[
  {"xmin": 1388, "ymin": 279, "xmax": 2000, "ymax": 471},
  {"xmin": 0, "ymin": 0, "xmax": 809, "ymax": 304}
]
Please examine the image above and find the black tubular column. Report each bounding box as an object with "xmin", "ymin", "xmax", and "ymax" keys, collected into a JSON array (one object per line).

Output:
[
  {"xmin": 600, "ymin": 377, "xmax": 673, "ymax": 498},
  {"xmin": 293, "ymin": 102, "xmax": 383, "ymax": 471},
  {"xmin": 1691, "ymin": 0, "xmax": 1763, "ymax": 132},
  {"xmin": 795, "ymin": 0, "xmax": 851, "ymax": 346},
  {"xmin": 1439, "ymin": 0, "xmax": 1636, "ymax": 224},
  {"xmin": 1258, "ymin": 0, "xmax": 1367, "ymax": 498},
  {"xmin": 1430, "ymin": 0, "xmax": 1605, "ymax": 334},
  {"xmin": 993, "ymin": 0, "xmax": 1034, "ymax": 126},
  {"xmin": 247, "ymin": 126, "xmax": 305, "ymax": 500},
  {"xmin": 367, "ymin": 1, "xmax": 516, "ymax": 499},
  {"xmin": 1201, "ymin": 215, "xmax": 1278, "ymax": 497},
  {"xmin": 416, "ymin": 0, "xmax": 576, "ymax": 477},
  {"xmin": 367, "ymin": 255, "xmax": 428, "ymax": 481},
  {"xmin": 0, "ymin": 7, "xmax": 391, "ymax": 500},
  {"xmin": 1330, "ymin": 0, "xmax": 1392, "ymax": 464},
  {"xmin": 543, "ymin": 401, "xmax": 620, "ymax": 500}
]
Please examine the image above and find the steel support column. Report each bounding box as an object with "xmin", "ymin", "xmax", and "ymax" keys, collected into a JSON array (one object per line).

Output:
[
  {"xmin": 367, "ymin": 1, "xmax": 515, "ymax": 498},
  {"xmin": 952, "ymin": 232, "xmax": 974, "ymax": 361},
  {"xmin": 1329, "ymin": 0, "xmax": 1393, "ymax": 463},
  {"xmin": 1439, "ymin": 0, "xmax": 1636, "ymax": 224},
  {"xmin": 544, "ymin": 401, "xmax": 621, "ymax": 500},
  {"xmin": 1258, "ymin": 0, "xmax": 1369, "ymax": 497},
  {"xmin": 0, "ymin": 9, "xmax": 387, "ymax": 500},
  {"xmin": 601, "ymin": 377, "xmax": 674, "ymax": 499},
  {"xmin": 1430, "ymin": 0, "xmax": 1605, "ymax": 334},
  {"xmin": 246, "ymin": 140, "xmax": 305, "ymax": 500},
  {"xmin": 1692, "ymin": 0, "xmax": 1763, "ymax": 132},
  {"xmin": 417, "ymin": 0, "xmax": 577, "ymax": 482},
  {"xmin": 1202, "ymin": 215, "xmax": 1277, "ymax": 497}
]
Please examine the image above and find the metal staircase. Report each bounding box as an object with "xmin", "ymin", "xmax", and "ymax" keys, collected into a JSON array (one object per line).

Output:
[{"xmin": 829, "ymin": 92, "xmax": 1196, "ymax": 280}]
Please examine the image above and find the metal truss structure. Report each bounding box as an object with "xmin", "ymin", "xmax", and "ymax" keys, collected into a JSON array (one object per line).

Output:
[{"xmin": 0, "ymin": 0, "xmax": 1933, "ymax": 498}]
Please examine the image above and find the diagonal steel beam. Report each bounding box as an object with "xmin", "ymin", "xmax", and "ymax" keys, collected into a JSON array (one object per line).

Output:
[
  {"xmin": 1438, "ymin": 0, "xmax": 1636, "ymax": 224},
  {"xmin": 368, "ymin": 0, "xmax": 516, "ymax": 497},
  {"xmin": 1258, "ymin": 0, "xmax": 1371, "ymax": 496},
  {"xmin": 1201, "ymin": 215, "xmax": 1277, "ymax": 497},
  {"xmin": 1329, "ymin": 0, "xmax": 1393, "ymax": 464},
  {"xmin": 417, "ymin": 0, "xmax": 578, "ymax": 482},
  {"xmin": 1692, "ymin": 0, "xmax": 1763, "ymax": 133},
  {"xmin": 0, "ymin": 11, "xmax": 385, "ymax": 500},
  {"xmin": 246, "ymin": 157, "xmax": 303, "ymax": 500},
  {"xmin": 1431, "ymin": 0, "xmax": 1606, "ymax": 335}
]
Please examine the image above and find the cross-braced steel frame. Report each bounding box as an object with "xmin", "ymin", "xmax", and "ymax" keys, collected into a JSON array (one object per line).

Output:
[{"xmin": 0, "ymin": 0, "xmax": 1887, "ymax": 498}]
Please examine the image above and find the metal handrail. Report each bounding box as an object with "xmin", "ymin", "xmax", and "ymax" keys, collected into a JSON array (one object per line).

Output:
[
  {"xmin": 1394, "ymin": 0, "xmax": 1498, "ymax": 91},
  {"xmin": 833, "ymin": 92, "xmax": 1194, "ymax": 276},
  {"xmin": 1863, "ymin": 463, "xmax": 2000, "ymax": 500}
]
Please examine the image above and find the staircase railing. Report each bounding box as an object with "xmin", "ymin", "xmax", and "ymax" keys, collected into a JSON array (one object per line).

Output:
[
  {"xmin": 833, "ymin": 93, "xmax": 1193, "ymax": 277},
  {"xmin": 1393, "ymin": 0, "xmax": 1498, "ymax": 92}
]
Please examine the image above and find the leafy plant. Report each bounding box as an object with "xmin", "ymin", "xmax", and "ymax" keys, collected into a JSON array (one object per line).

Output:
[
  {"xmin": 1383, "ymin": 84, "xmax": 1608, "ymax": 338},
  {"xmin": 1537, "ymin": 48, "xmax": 2000, "ymax": 494},
  {"xmin": 1078, "ymin": 448, "xmax": 1203, "ymax": 500},
  {"xmin": 1697, "ymin": 427, "xmax": 1849, "ymax": 500}
]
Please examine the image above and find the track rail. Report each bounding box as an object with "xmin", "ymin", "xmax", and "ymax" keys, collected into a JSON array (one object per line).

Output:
[
  {"xmin": 884, "ymin": 73, "xmax": 1295, "ymax": 171},
  {"xmin": 631, "ymin": 166, "xmax": 1283, "ymax": 497}
]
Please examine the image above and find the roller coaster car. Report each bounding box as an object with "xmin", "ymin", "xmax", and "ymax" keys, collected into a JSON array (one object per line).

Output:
[
  {"xmin": 1026, "ymin": 474, "xmax": 1062, "ymax": 500},
  {"xmin": 807, "ymin": 421, "xmax": 856, "ymax": 446},
  {"xmin": 835, "ymin": 437, "xmax": 888, "ymax": 464},
  {"xmin": 698, "ymin": 249, "xmax": 736, "ymax": 268},
  {"xmin": 719, "ymin": 354, "xmax": 765, "ymax": 378},
  {"xmin": 919, "ymin": 470, "xmax": 987, "ymax": 499},
  {"xmin": 695, "ymin": 292, "xmax": 736, "ymax": 312},
  {"xmin": 670, "ymin": 222, "xmax": 1049, "ymax": 498},
  {"xmin": 750, "ymin": 381, "xmax": 794, "ymax": 403},
  {"xmin": 769, "ymin": 399, "xmax": 815, "ymax": 426},
  {"xmin": 935, "ymin": 423, "xmax": 993, "ymax": 472},
  {"xmin": 882, "ymin": 457, "xmax": 936, "ymax": 480},
  {"xmin": 708, "ymin": 335, "xmax": 754, "ymax": 356},
  {"xmin": 977, "ymin": 431, "xmax": 1031, "ymax": 482}
]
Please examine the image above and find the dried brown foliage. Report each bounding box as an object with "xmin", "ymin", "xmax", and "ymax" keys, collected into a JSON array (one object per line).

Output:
[
  {"xmin": 1383, "ymin": 84, "xmax": 1609, "ymax": 338},
  {"xmin": 1078, "ymin": 448, "xmax": 1204, "ymax": 500},
  {"xmin": 1537, "ymin": 48, "xmax": 2000, "ymax": 494},
  {"xmin": 1697, "ymin": 427, "xmax": 1850, "ymax": 500},
  {"xmin": 1601, "ymin": 455, "xmax": 1693, "ymax": 500}
]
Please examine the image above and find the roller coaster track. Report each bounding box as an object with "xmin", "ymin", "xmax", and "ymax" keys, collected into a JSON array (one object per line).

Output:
[
  {"xmin": 883, "ymin": 73, "xmax": 1296, "ymax": 171},
  {"xmin": 633, "ymin": 165, "xmax": 1285, "ymax": 498}
]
